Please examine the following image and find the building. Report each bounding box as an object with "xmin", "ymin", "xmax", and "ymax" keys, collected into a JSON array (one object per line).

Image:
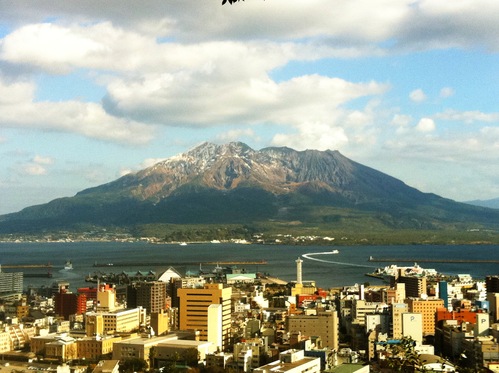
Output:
[
  {"xmin": 391, "ymin": 303, "xmax": 408, "ymax": 339},
  {"xmin": 253, "ymin": 349, "xmax": 321, "ymax": 373},
  {"xmin": 112, "ymin": 334, "xmax": 179, "ymax": 368},
  {"xmin": 0, "ymin": 330, "xmax": 11, "ymax": 353},
  {"xmin": 407, "ymin": 298, "xmax": 444, "ymax": 336},
  {"xmin": 402, "ymin": 313, "xmax": 423, "ymax": 345},
  {"xmin": 152, "ymin": 339, "xmax": 215, "ymax": 368},
  {"xmin": 233, "ymin": 338, "xmax": 270, "ymax": 371},
  {"xmin": 135, "ymin": 281, "xmax": 167, "ymax": 314},
  {"xmin": 150, "ymin": 309, "xmax": 170, "ymax": 336},
  {"xmin": 0, "ymin": 267, "xmax": 23, "ymax": 300},
  {"xmin": 287, "ymin": 311, "xmax": 339, "ymax": 350},
  {"xmin": 177, "ymin": 283, "xmax": 232, "ymax": 350},
  {"xmin": 398, "ymin": 276, "xmax": 427, "ymax": 298},
  {"xmin": 77, "ymin": 335, "xmax": 122, "ymax": 360},
  {"xmin": 485, "ymin": 275, "xmax": 499, "ymax": 293},
  {"xmin": 92, "ymin": 360, "xmax": 120, "ymax": 373},
  {"xmin": 85, "ymin": 307, "xmax": 147, "ymax": 336},
  {"xmin": 54, "ymin": 290, "xmax": 78, "ymax": 320}
]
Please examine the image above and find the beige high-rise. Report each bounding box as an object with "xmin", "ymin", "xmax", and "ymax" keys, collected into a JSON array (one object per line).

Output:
[{"xmin": 177, "ymin": 283, "xmax": 232, "ymax": 350}]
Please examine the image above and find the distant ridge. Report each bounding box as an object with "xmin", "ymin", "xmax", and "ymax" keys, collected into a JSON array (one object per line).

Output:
[
  {"xmin": 0, "ymin": 141, "xmax": 498, "ymax": 233},
  {"xmin": 465, "ymin": 197, "xmax": 499, "ymax": 210}
]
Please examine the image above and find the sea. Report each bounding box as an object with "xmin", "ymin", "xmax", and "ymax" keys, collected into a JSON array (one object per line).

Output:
[{"xmin": 0, "ymin": 242, "xmax": 498, "ymax": 291}]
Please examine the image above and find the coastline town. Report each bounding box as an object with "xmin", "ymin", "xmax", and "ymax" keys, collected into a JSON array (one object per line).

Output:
[{"xmin": 0, "ymin": 255, "xmax": 498, "ymax": 373}]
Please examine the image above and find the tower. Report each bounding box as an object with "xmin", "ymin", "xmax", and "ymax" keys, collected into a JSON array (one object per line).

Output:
[{"xmin": 296, "ymin": 257, "xmax": 303, "ymax": 285}]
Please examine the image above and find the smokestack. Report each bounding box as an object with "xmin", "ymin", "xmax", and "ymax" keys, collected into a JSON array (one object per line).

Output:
[{"xmin": 296, "ymin": 257, "xmax": 303, "ymax": 285}]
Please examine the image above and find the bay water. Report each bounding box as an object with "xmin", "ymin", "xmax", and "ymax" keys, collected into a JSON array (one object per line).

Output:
[{"xmin": 0, "ymin": 242, "xmax": 498, "ymax": 291}]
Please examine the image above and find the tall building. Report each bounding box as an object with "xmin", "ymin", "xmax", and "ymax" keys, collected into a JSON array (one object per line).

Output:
[
  {"xmin": 398, "ymin": 276, "xmax": 427, "ymax": 298},
  {"xmin": 407, "ymin": 298, "xmax": 444, "ymax": 336},
  {"xmin": 177, "ymin": 283, "xmax": 232, "ymax": 350},
  {"xmin": 391, "ymin": 303, "xmax": 408, "ymax": 339},
  {"xmin": 54, "ymin": 289, "xmax": 78, "ymax": 320},
  {"xmin": 0, "ymin": 266, "xmax": 23, "ymax": 300},
  {"xmin": 485, "ymin": 275, "xmax": 499, "ymax": 293},
  {"xmin": 287, "ymin": 311, "xmax": 339, "ymax": 350},
  {"xmin": 402, "ymin": 313, "xmax": 423, "ymax": 344},
  {"xmin": 135, "ymin": 281, "xmax": 167, "ymax": 314}
]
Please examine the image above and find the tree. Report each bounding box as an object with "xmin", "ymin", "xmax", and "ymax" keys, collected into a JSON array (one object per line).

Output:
[
  {"xmin": 119, "ymin": 357, "xmax": 148, "ymax": 373},
  {"xmin": 374, "ymin": 337, "xmax": 426, "ymax": 372}
]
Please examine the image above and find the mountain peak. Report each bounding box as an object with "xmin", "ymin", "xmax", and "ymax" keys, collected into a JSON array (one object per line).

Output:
[{"xmin": 2, "ymin": 141, "xmax": 497, "ymax": 233}]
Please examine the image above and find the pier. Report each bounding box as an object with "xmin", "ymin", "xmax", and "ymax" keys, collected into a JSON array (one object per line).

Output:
[
  {"xmin": 368, "ymin": 258, "xmax": 499, "ymax": 264},
  {"xmin": 93, "ymin": 260, "xmax": 268, "ymax": 267},
  {"xmin": 1, "ymin": 263, "xmax": 53, "ymax": 269}
]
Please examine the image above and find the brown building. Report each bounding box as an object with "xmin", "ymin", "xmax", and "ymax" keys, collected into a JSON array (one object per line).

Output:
[
  {"xmin": 136, "ymin": 281, "xmax": 167, "ymax": 314},
  {"xmin": 407, "ymin": 298, "xmax": 444, "ymax": 336},
  {"xmin": 287, "ymin": 311, "xmax": 339, "ymax": 350}
]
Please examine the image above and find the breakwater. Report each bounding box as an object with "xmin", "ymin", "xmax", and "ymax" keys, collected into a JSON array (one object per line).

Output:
[
  {"xmin": 93, "ymin": 260, "xmax": 268, "ymax": 267},
  {"xmin": 1, "ymin": 263, "xmax": 53, "ymax": 268}
]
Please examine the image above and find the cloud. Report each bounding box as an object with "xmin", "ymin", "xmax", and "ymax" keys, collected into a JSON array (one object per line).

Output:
[
  {"xmin": 272, "ymin": 122, "xmax": 349, "ymax": 151},
  {"xmin": 409, "ymin": 88, "xmax": 427, "ymax": 103},
  {"xmin": 20, "ymin": 154, "xmax": 55, "ymax": 176},
  {"xmin": 3, "ymin": 0, "xmax": 499, "ymax": 52},
  {"xmin": 33, "ymin": 155, "xmax": 54, "ymax": 165},
  {"xmin": 216, "ymin": 128, "xmax": 258, "ymax": 143},
  {"xmin": 415, "ymin": 117, "xmax": 436, "ymax": 132},
  {"xmin": 0, "ymin": 76, "xmax": 155, "ymax": 144},
  {"xmin": 439, "ymin": 87, "xmax": 454, "ymax": 98},
  {"xmin": 436, "ymin": 109, "xmax": 499, "ymax": 124}
]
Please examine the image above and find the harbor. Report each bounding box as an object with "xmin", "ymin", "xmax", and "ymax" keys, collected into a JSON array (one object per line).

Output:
[{"xmin": 368, "ymin": 257, "xmax": 499, "ymax": 264}]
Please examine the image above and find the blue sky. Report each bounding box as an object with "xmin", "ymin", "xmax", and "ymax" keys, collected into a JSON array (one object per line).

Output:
[{"xmin": 0, "ymin": 0, "xmax": 498, "ymax": 215}]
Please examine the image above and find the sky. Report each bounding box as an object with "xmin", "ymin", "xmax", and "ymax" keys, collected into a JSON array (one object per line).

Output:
[{"xmin": 0, "ymin": 0, "xmax": 498, "ymax": 215}]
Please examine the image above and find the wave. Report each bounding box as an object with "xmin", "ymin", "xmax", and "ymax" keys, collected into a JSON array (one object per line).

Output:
[{"xmin": 302, "ymin": 251, "xmax": 373, "ymax": 269}]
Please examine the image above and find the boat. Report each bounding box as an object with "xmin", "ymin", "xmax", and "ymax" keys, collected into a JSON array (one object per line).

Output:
[
  {"xmin": 64, "ymin": 261, "xmax": 73, "ymax": 270},
  {"xmin": 179, "ymin": 242, "xmax": 188, "ymax": 246},
  {"xmin": 330, "ymin": 250, "xmax": 339, "ymax": 254}
]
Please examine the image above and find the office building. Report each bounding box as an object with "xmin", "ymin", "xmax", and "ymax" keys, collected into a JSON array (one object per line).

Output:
[
  {"xmin": 135, "ymin": 281, "xmax": 167, "ymax": 314},
  {"xmin": 0, "ymin": 267, "xmax": 23, "ymax": 300},
  {"xmin": 177, "ymin": 283, "xmax": 232, "ymax": 350},
  {"xmin": 407, "ymin": 298, "xmax": 444, "ymax": 336},
  {"xmin": 287, "ymin": 311, "xmax": 339, "ymax": 350}
]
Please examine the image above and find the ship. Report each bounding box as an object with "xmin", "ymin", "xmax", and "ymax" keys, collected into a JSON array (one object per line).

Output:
[{"xmin": 64, "ymin": 260, "xmax": 73, "ymax": 270}]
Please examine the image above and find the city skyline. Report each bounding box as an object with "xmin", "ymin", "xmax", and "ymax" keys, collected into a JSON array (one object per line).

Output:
[{"xmin": 1, "ymin": 1, "xmax": 498, "ymax": 214}]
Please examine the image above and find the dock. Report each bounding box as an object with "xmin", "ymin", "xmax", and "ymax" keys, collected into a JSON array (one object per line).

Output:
[
  {"xmin": 368, "ymin": 258, "xmax": 499, "ymax": 264},
  {"xmin": 93, "ymin": 260, "xmax": 268, "ymax": 267},
  {"xmin": 1, "ymin": 263, "xmax": 53, "ymax": 269}
]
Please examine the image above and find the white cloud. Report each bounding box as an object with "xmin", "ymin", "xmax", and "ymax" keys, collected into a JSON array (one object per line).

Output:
[
  {"xmin": 33, "ymin": 155, "xmax": 54, "ymax": 165},
  {"xmin": 217, "ymin": 128, "xmax": 257, "ymax": 143},
  {"xmin": 391, "ymin": 114, "xmax": 412, "ymax": 127},
  {"xmin": 22, "ymin": 164, "xmax": 47, "ymax": 176},
  {"xmin": 0, "ymin": 76, "xmax": 155, "ymax": 144},
  {"xmin": 415, "ymin": 117, "xmax": 436, "ymax": 132},
  {"xmin": 20, "ymin": 155, "xmax": 54, "ymax": 176},
  {"xmin": 409, "ymin": 88, "xmax": 427, "ymax": 103},
  {"xmin": 272, "ymin": 122, "xmax": 349, "ymax": 151},
  {"xmin": 439, "ymin": 87, "xmax": 454, "ymax": 98},
  {"xmin": 436, "ymin": 109, "xmax": 499, "ymax": 124}
]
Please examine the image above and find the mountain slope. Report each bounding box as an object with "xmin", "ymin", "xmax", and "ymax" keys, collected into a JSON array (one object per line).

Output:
[{"xmin": 1, "ymin": 142, "xmax": 498, "ymax": 233}]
